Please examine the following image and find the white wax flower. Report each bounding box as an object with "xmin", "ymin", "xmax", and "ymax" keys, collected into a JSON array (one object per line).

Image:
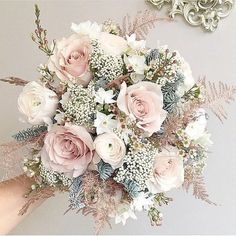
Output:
[
  {"xmin": 185, "ymin": 109, "xmax": 207, "ymax": 140},
  {"xmin": 94, "ymin": 111, "xmax": 118, "ymax": 134},
  {"xmin": 115, "ymin": 203, "xmax": 137, "ymax": 225},
  {"xmin": 60, "ymin": 91, "xmax": 70, "ymax": 106},
  {"xmin": 18, "ymin": 81, "xmax": 58, "ymax": 126},
  {"xmin": 126, "ymin": 34, "xmax": 146, "ymax": 51},
  {"xmin": 131, "ymin": 193, "xmax": 154, "ymax": 212},
  {"xmin": 185, "ymin": 109, "xmax": 213, "ymax": 147},
  {"xmin": 71, "ymin": 21, "xmax": 101, "ymax": 38},
  {"xmin": 125, "ymin": 55, "xmax": 147, "ymax": 75},
  {"xmin": 95, "ymin": 88, "xmax": 116, "ymax": 104},
  {"xmin": 176, "ymin": 51, "xmax": 195, "ymax": 97}
]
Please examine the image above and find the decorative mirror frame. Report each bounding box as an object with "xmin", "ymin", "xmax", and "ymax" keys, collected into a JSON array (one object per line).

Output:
[{"xmin": 147, "ymin": 0, "xmax": 234, "ymax": 32}]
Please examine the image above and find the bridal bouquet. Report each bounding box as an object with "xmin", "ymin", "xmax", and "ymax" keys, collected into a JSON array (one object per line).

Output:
[{"xmin": 0, "ymin": 5, "xmax": 235, "ymax": 234}]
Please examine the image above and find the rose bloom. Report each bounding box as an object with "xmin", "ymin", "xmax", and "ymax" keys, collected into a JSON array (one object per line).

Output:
[
  {"xmin": 99, "ymin": 32, "xmax": 128, "ymax": 56},
  {"xmin": 41, "ymin": 124, "xmax": 94, "ymax": 178},
  {"xmin": 146, "ymin": 146, "xmax": 184, "ymax": 193},
  {"xmin": 18, "ymin": 81, "xmax": 58, "ymax": 125},
  {"xmin": 48, "ymin": 34, "xmax": 92, "ymax": 86},
  {"xmin": 117, "ymin": 81, "xmax": 167, "ymax": 136},
  {"xmin": 94, "ymin": 132, "xmax": 126, "ymax": 169}
]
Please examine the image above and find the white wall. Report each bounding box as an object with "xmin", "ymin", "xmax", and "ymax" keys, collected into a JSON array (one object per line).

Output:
[{"xmin": 0, "ymin": 0, "xmax": 235, "ymax": 234}]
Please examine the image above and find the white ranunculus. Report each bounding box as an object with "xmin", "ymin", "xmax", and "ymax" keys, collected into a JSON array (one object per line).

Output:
[
  {"xmin": 125, "ymin": 55, "xmax": 146, "ymax": 75},
  {"xmin": 18, "ymin": 81, "xmax": 58, "ymax": 125},
  {"xmin": 71, "ymin": 21, "xmax": 101, "ymax": 38},
  {"xmin": 146, "ymin": 146, "xmax": 184, "ymax": 193},
  {"xmin": 94, "ymin": 132, "xmax": 126, "ymax": 169}
]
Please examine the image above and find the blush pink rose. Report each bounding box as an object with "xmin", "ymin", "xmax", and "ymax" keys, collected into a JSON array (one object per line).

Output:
[
  {"xmin": 117, "ymin": 81, "xmax": 167, "ymax": 136},
  {"xmin": 146, "ymin": 146, "xmax": 184, "ymax": 193},
  {"xmin": 41, "ymin": 124, "xmax": 94, "ymax": 178},
  {"xmin": 48, "ymin": 34, "xmax": 92, "ymax": 86}
]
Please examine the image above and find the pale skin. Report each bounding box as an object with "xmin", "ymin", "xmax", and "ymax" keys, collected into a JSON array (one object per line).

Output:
[{"xmin": 0, "ymin": 175, "xmax": 42, "ymax": 235}]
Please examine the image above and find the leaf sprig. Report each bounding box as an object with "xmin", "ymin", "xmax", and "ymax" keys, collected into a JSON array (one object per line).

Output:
[
  {"xmin": 121, "ymin": 9, "xmax": 170, "ymax": 39},
  {"xmin": 199, "ymin": 78, "xmax": 236, "ymax": 122},
  {"xmin": 31, "ymin": 4, "xmax": 55, "ymax": 56},
  {"xmin": 0, "ymin": 77, "xmax": 29, "ymax": 86}
]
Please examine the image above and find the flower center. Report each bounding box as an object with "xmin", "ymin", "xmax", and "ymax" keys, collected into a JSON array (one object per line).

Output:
[{"xmin": 71, "ymin": 51, "xmax": 83, "ymax": 60}]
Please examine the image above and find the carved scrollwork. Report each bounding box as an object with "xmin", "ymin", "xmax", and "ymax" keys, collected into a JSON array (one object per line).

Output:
[{"xmin": 147, "ymin": 0, "xmax": 234, "ymax": 32}]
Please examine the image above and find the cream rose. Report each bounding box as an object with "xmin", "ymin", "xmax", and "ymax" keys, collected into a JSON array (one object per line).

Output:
[
  {"xmin": 48, "ymin": 34, "xmax": 92, "ymax": 86},
  {"xmin": 18, "ymin": 81, "xmax": 58, "ymax": 125},
  {"xmin": 146, "ymin": 146, "xmax": 184, "ymax": 193},
  {"xmin": 99, "ymin": 32, "xmax": 128, "ymax": 56},
  {"xmin": 94, "ymin": 132, "xmax": 126, "ymax": 169},
  {"xmin": 117, "ymin": 81, "xmax": 167, "ymax": 136},
  {"xmin": 41, "ymin": 124, "xmax": 94, "ymax": 178}
]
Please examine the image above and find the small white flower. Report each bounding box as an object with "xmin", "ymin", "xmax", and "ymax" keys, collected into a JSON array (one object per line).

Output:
[
  {"xmin": 95, "ymin": 88, "xmax": 116, "ymax": 104},
  {"xmin": 185, "ymin": 109, "xmax": 213, "ymax": 147},
  {"xmin": 117, "ymin": 124, "xmax": 133, "ymax": 145},
  {"xmin": 60, "ymin": 91, "xmax": 70, "ymax": 106},
  {"xmin": 130, "ymin": 73, "xmax": 144, "ymax": 83},
  {"xmin": 176, "ymin": 51, "xmax": 195, "ymax": 97},
  {"xmin": 126, "ymin": 34, "xmax": 146, "ymax": 51},
  {"xmin": 54, "ymin": 112, "xmax": 65, "ymax": 125},
  {"xmin": 196, "ymin": 133, "xmax": 213, "ymax": 147},
  {"xmin": 185, "ymin": 109, "xmax": 207, "ymax": 140},
  {"xmin": 131, "ymin": 193, "xmax": 154, "ymax": 212},
  {"xmin": 71, "ymin": 21, "xmax": 102, "ymax": 38},
  {"xmin": 94, "ymin": 111, "xmax": 118, "ymax": 134},
  {"xmin": 125, "ymin": 55, "xmax": 147, "ymax": 75},
  {"xmin": 115, "ymin": 203, "xmax": 137, "ymax": 225}
]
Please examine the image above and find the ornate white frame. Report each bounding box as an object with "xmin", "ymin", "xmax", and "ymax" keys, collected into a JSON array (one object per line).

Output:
[{"xmin": 147, "ymin": 0, "xmax": 234, "ymax": 32}]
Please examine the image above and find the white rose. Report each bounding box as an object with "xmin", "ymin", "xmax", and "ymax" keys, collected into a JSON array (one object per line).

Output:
[
  {"xmin": 18, "ymin": 81, "xmax": 58, "ymax": 125},
  {"xmin": 94, "ymin": 132, "xmax": 126, "ymax": 169},
  {"xmin": 146, "ymin": 146, "xmax": 184, "ymax": 193},
  {"xmin": 99, "ymin": 32, "xmax": 128, "ymax": 56}
]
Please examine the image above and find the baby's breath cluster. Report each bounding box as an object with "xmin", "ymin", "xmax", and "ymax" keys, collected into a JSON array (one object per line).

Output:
[
  {"xmin": 115, "ymin": 140, "xmax": 157, "ymax": 190},
  {"xmin": 90, "ymin": 40, "xmax": 124, "ymax": 82},
  {"xmin": 62, "ymin": 82, "xmax": 96, "ymax": 129},
  {"xmin": 40, "ymin": 164, "xmax": 72, "ymax": 187}
]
